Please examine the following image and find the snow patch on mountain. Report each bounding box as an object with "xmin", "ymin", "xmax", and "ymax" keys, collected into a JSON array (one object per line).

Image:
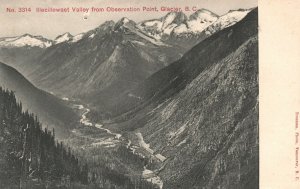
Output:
[
  {"xmin": 71, "ymin": 33, "xmax": 84, "ymax": 42},
  {"xmin": 0, "ymin": 34, "xmax": 52, "ymax": 48},
  {"xmin": 162, "ymin": 13, "xmax": 176, "ymax": 28},
  {"xmin": 219, "ymin": 9, "xmax": 250, "ymax": 28},
  {"xmin": 54, "ymin": 32, "xmax": 73, "ymax": 44},
  {"xmin": 138, "ymin": 12, "xmax": 188, "ymax": 39},
  {"xmin": 0, "ymin": 36, "xmax": 19, "ymax": 42},
  {"xmin": 115, "ymin": 17, "xmax": 136, "ymax": 31},
  {"xmin": 183, "ymin": 9, "xmax": 219, "ymax": 33},
  {"xmin": 89, "ymin": 33, "xmax": 95, "ymax": 39},
  {"xmin": 132, "ymin": 27, "xmax": 169, "ymax": 46},
  {"xmin": 163, "ymin": 24, "xmax": 177, "ymax": 35},
  {"xmin": 172, "ymin": 24, "xmax": 188, "ymax": 34},
  {"xmin": 137, "ymin": 8, "xmax": 251, "ymax": 40},
  {"xmin": 138, "ymin": 10, "xmax": 218, "ymax": 38},
  {"xmin": 121, "ymin": 17, "xmax": 130, "ymax": 24},
  {"xmin": 204, "ymin": 9, "xmax": 251, "ymax": 35},
  {"xmin": 143, "ymin": 20, "xmax": 162, "ymax": 27}
]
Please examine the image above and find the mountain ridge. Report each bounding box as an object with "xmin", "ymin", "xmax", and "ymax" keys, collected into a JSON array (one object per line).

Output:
[
  {"xmin": 0, "ymin": 8, "xmax": 252, "ymax": 49},
  {"xmin": 0, "ymin": 62, "xmax": 78, "ymax": 138}
]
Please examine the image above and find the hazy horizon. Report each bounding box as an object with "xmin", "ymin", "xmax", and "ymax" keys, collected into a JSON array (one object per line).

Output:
[{"xmin": 0, "ymin": 0, "xmax": 257, "ymax": 39}]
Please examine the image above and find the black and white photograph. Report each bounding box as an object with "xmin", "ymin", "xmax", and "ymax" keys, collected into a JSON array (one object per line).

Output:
[{"xmin": 0, "ymin": 0, "xmax": 261, "ymax": 188}]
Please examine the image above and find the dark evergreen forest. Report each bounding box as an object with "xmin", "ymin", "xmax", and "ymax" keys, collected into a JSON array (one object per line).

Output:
[{"xmin": 0, "ymin": 87, "xmax": 88, "ymax": 188}]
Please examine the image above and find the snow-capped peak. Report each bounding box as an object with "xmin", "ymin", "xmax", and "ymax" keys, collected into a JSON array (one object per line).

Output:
[
  {"xmin": 0, "ymin": 34, "xmax": 52, "ymax": 48},
  {"xmin": 138, "ymin": 8, "xmax": 251, "ymax": 39},
  {"xmin": 161, "ymin": 12, "xmax": 187, "ymax": 29},
  {"xmin": 203, "ymin": 9, "xmax": 251, "ymax": 35},
  {"xmin": 138, "ymin": 9, "xmax": 220, "ymax": 37},
  {"xmin": 137, "ymin": 12, "xmax": 187, "ymax": 39},
  {"xmin": 220, "ymin": 9, "xmax": 250, "ymax": 26},
  {"xmin": 54, "ymin": 32, "xmax": 73, "ymax": 44},
  {"xmin": 114, "ymin": 17, "xmax": 136, "ymax": 31},
  {"xmin": 180, "ymin": 9, "xmax": 219, "ymax": 33}
]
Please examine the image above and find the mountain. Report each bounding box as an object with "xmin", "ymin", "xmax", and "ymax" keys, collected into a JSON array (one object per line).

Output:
[
  {"xmin": 203, "ymin": 9, "xmax": 251, "ymax": 36},
  {"xmin": 0, "ymin": 8, "xmax": 253, "ymax": 118},
  {"xmin": 0, "ymin": 34, "xmax": 53, "ymax": 77},
  {"xmin": 105, "ymin": 8, "xmax": 258, "ymax": 189},
  {"xmin": 138, "ymin": 9, "xmax": 251, "ymax": 49},
  {"xmin": 137, "ymin": 12, "xmax": 189, "ymax": 40},
  {"xmin": 54, "ymin": 32, "xmax": 73, "ymax": 44},
  {"xmin": 22, "ymin": 18, "xmax": 185, "ymax": 110},
  {"xmin": 0, "ymin": 34, "xmax": 52, "ymax": 48},
  {"xmin": 0, "ymin": 46, "xmax": 44, "ymax": 75},
  {"xmin": 138, "ymin": 9, "xmax": 219, "ymax": 38},
  {"xmin": 0, "ymin": 62, "xmax": 78, "ymax": 138},
  {"xmin": 96, "ymin": 8, "xmax": 258, "ymax": 119}
]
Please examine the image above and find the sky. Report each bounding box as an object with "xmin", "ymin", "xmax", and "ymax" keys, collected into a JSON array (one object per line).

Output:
[{"xmin": 0, "ymin": 0, "xmax": 257, "ymax": 39}]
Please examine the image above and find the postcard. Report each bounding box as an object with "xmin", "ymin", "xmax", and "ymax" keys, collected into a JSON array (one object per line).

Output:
[{"xmin": 0, "ymin": 0, "xmax": 298, "ymax": 188}]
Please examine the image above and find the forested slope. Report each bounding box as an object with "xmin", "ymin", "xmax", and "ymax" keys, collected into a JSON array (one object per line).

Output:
[{"xmin": 0, "ymin": 88, "xmax": 88, "ymax": 188}]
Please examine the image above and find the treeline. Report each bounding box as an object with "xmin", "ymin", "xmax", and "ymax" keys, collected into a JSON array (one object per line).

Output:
[{"xmin": 0, "ymin": 87, "xmax": 88, "ymax": 188}]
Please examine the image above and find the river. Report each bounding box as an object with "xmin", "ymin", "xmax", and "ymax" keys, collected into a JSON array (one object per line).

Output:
[{"xmin": 71, "ymin": 102, "xmax": 164, "ymax": 189}]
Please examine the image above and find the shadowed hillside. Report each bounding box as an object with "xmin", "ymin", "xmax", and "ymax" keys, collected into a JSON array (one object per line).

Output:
[{"xmin": 0, "ymin": 62, "xmax": 78, "ymax": 138}]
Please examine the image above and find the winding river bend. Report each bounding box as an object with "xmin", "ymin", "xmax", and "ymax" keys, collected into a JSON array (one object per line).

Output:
[
  {"xmin": 72, "ymin": 103, "xmax": 164, "ymax": 189},
  {"xmin": 75, "ymin": 104, "xmax": 122, "ymax": 139}
]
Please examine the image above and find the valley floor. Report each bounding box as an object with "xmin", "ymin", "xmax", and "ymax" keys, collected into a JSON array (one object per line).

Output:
[{"xmin": 62, "ymin": 98, "xmax": 164, "ymax": 189}]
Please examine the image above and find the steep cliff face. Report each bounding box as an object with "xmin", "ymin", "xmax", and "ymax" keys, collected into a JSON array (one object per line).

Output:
[{"xmin": 139, "ymin": 36, "xmax": 258, "ymax": 189}]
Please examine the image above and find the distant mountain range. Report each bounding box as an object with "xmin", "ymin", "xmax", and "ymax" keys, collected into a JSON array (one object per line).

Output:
[
  {"xmin": 138, "ymin": 8, "xmax": 250, "ymax": 48},
  {"xmin": 0, "ymin": 8, "xmax": 253, "ymax": 116},
  {"xmin": 0, "ymin": 8, "xmax": 251, "ymax": 49}
]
